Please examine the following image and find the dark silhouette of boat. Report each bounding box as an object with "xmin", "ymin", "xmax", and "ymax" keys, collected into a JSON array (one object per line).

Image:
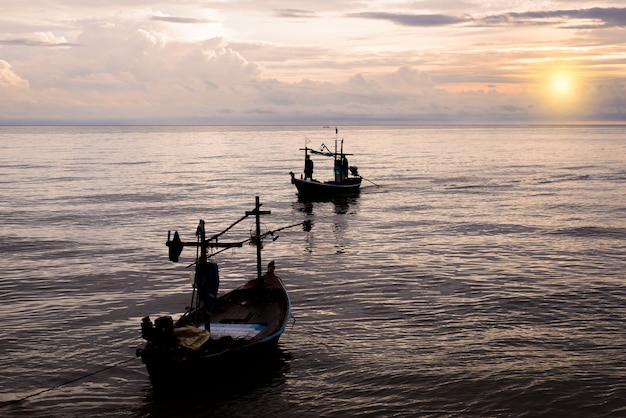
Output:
[
  {"xmin": 137, "ymin": 197, "xmax": 309, "ymax": 387},
  {"xmin": 290, "ymin": 129, "xmax": 362, "ymax": 200}
]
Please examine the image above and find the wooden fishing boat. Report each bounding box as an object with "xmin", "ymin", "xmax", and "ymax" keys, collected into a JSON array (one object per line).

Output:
[
  {"xmin": 290, "ymin": 129, "xmax": 362, "ymax": 200},
  {"xmin": 137, "ymin": 197, "xmax": 309, "ymax": 387}
]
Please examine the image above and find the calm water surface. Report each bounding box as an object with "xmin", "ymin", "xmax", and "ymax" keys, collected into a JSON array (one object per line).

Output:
[{"xmin": 0, "ymin": 125, "xmax": 625, "ymax": 417}]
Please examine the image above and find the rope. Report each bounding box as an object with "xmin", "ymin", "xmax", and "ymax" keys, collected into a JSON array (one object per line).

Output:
[{"xmin": 0, "ymin": 356, "xmax": 139, "ymax": 408}]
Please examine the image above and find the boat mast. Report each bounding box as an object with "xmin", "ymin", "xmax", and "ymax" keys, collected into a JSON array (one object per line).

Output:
[
  {"xmin": 195, "ymin": 220, "xmax": 207, "ymax": 309},
  {"xmin": 246, "ymin": 196, "xmax": 271, "ymax": 281},
  {"xmin": 168, "ymin": 197, "xmax": 271, "ymax": 281},
  {"xmin": 198, "ymin": 220, "xmax": 207, "ymax": 264}
]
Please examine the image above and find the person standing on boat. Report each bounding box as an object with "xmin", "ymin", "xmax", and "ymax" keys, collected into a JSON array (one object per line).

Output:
[
  {"xmin": 260, "ymin": 260, "xmax": 278, "ymax": 287},
  {"xmin": 304, "ymin": 154, "xmax": 314, "ymax": 180}
]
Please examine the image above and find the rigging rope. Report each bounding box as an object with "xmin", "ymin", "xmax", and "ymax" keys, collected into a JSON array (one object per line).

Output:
[{"xmin": 0, "ymin": 356, "xmax": 139, "ymax": 408}]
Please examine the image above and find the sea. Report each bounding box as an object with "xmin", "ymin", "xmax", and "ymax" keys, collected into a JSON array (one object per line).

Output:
[{"xmin": 0, "ymin": 125, "xmax": 625, "ymax": 417}]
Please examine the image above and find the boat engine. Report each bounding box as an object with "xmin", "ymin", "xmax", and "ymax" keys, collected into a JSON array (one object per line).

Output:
[{"xmin": 141, "ymin": 315, "xmax": 178, "ymax": 349}]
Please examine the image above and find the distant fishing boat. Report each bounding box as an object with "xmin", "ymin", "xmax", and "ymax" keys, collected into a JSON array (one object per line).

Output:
[
  {"xmin": 290, "ymin": 128, "xmax": 362, "ymax": 200},
  {"xmin": 136, "ymin": 197, "xmax": 309, "ymax": 387}
]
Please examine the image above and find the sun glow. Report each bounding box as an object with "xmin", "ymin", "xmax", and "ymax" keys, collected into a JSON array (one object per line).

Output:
[
  {"xmin": 549, "ymin": 71, "xmax": 576, "ymax": 100},
  {"xmin": 531, "ymin": 62, "xmax": 586, "ymax": 117}
]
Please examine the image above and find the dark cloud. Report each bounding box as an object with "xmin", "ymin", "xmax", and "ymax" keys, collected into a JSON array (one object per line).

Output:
[
  {"xmin": 0, "ymin": 39, "xmax": 78, "ymax": 47},
  {"xmin": 150, "ymin": 16, "xmax": 211, "ymax": 24},
  {"xmin": 581, "ymin": 7, "xmax": 626, "ymax": 27},
  {"xmin": 275, "ymin": 9, "xmax": 317, "ymax": 18},
  {"xmin": 486, "ymin": 7, "xmax": 626, "ymax": 28},
  {"xmin": 349, "ymin": 12, "xmax": 466, "ymax": 27},
  {"xmin": 350, "ymin": 7, "xmax": 626, "ymax": 29}
]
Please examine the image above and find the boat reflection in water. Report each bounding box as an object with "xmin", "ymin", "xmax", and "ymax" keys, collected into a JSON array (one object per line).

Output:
[{"xmin": 293, "ymin": 195, "xmax": 360, "ymax": 255}]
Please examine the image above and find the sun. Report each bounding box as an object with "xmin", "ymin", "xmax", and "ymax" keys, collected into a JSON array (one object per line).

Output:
[
  {"xmin": 528, "ymin": 61, "xmax": 586, "ymax": 117},
  {"xmin": 549, "ymin": 71, "xmax": 576, "ymax": 100}
]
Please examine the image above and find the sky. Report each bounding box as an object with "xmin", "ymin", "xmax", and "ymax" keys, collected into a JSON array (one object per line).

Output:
[{"xmin": 1, "ymin": 1, "xmax": 626, "ymax": 125}]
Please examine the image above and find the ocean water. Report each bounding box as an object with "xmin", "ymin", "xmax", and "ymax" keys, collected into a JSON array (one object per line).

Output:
[{"xmin": 0, "ymin": 125, "xmax": 625, "ymax": 417}]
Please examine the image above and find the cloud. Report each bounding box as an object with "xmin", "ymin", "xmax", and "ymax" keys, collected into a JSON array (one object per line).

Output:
[
  {"xmin": 0, "ymin": 60, "xmax": 32, "ymax": 120},
  {"xmin": 380, "ymin": 66, "xmax": 435, "ymax": 91},
  {"xmin": 482, "ymin": 8, "xmax": 626, "ymax": 28},
  {"xmin": 350, "ymin": 7, "xmax": 626, "ymax": 29},
  {"xmin": 0, "ymin": 32, "xmax": 78, "ymax": 47},
  {"xmin": 348, "ymin": 12, "xmax": 466, "ymax": 27},
  {"xmin": 150, "ymin": 16, "xmax": 213, "ymax": 24},
  {"xmin": 0, "ymin": 59, "xmax": 29, "ymax": 87},
  {"xmin": 0, "ymin": 38, "xmax": 77, "ymax": 47},
  {"xmin": 1, "ymin": 3, "xmax": 625, "ymax": 124},
  {"xmin": 275, "ymin": 9, "xmax": 317, "ymax": 18},
  {"xmin": 584, "ymin": 80, "xmax": 626, "ymax": 121}
]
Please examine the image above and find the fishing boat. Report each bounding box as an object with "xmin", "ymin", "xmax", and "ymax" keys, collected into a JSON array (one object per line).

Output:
[
  {"xmin": 290, "ymin": 129, "xmax": 362, "ymax": 200},
  {"xmin": 137, "ymin": 197, "xmax": 309, "ymax": 387}
]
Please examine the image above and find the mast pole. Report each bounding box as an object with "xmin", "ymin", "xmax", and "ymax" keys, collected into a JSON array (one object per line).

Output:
[
  {"xmin": 198, "ymin": 220, "xmax": 207, "ymax": 263},
  {"xmin": 255, "ymin": 196, "xmax": 262, "ymax": 281},
  {"xmin": 245, "ymin": 196, "xmax": 270, "ymax": 281},
  {"xmin": 195, "ymin": 220, "xmax": 207, "ymax": 310}
]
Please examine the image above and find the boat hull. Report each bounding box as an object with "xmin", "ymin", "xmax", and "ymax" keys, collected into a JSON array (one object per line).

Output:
[
  {"xmin": 292, "ymin": 177, "xmax": 361, "ymax": 199},
  {"xmin": 142, "ymin": 335, "xmax": 283, "ymax": 387},
  {"xmin": 138, "ymin": 276, "xmax": 290, "ymax": 387}
]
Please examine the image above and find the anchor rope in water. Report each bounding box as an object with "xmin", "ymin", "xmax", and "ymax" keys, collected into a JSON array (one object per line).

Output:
[{"xmin": 0, "ymin": 356, "xmax": 139, "ymax": 408}]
